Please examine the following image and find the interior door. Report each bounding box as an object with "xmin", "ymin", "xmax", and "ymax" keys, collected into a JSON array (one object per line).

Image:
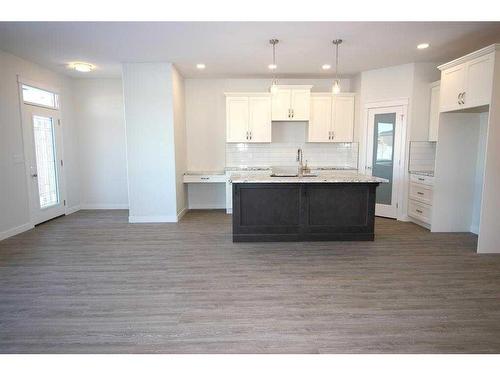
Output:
[
  {"xmin": 332, "ymin": 95, "xmax": 355, "ymax": 142},
  {"xmin": 226, "ymin": 96, "xmax": 249, "ymax": 142},
  {"xmin": 22, "ymin": 106, "xmax": 65, "ymax": 225},
  {"xmin": 365, "ymin": 106, "xmax": 403, "ymax": 218},
  {"xmin": 290, "ymin": 89, "xmax": 310, "ymax": 121},
  {"xmin": 271, "ymin": 88, "xmax": 291, "ymax": 121},
  {"xmin": 308, "ymin": 96, "xmax": 332, "ymax": 142},
  {"xmin": 248, "ymin": 96, "xmax": 271, "ymax": 142}
]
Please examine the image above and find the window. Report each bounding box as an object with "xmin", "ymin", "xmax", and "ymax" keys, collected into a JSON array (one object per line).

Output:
[{"xmin": 22, "ymin": 84, "xmax": 59, "ymax": 109}]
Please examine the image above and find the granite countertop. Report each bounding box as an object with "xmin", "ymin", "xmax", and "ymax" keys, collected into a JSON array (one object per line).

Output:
[
  {"xmin": 184, "ymin": 170, "xmax": 226, "ymax": 176},
  {"xmin": 409, "ymin": 170, "xmax": 435, "ymax": 177},
  {"xmin": 230, "ymin": 171, "xmax": 388, "ymax": 184}
]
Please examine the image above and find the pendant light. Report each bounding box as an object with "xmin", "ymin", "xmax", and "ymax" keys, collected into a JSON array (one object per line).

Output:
[
  {"xmin": 331, "ymin": 39, "xmax": 342, "ymax": 94},
  {"xmin": 269, "ymin": 39, "xmax": 279, "ymax": 94}
]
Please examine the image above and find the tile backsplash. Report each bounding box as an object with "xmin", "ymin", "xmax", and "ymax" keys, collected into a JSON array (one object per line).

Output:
[
  {"xmin": 409, "ymin": 141, "xmax": 436, "ymax": 172},
  {"xmin": 226, "ymin": 142, "xmax": 359, "ymax": 169}
]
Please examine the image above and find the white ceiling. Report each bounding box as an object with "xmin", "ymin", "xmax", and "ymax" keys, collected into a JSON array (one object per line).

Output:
[{"xmin": 0, "ymin": 22, "xmax": 499, "ymax": 78}]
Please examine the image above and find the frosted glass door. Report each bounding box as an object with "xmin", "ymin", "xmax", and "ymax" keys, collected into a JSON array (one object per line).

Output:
[
  {"xmin": 22, "ymin": 105, "xmax": 65, "ymax": 225},
  {"xmin": 366, "ymin": 106, "xmax": 403, "ymax": 219}
]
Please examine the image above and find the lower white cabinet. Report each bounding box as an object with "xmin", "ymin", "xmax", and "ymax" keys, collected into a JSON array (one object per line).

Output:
[
  {"xmin": 226, "ymin": 93, "xmax": 271, "ymax": 143},
  {"xmin": 408, "ymin": 173, "xmax": 434, "ymax": 226},
  {"xmin": 308, "ymin": 93, "xmax": 355, "ymax": 142}
]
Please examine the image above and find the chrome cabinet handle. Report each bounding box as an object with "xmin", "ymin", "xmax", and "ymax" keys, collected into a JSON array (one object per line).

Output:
[
  {"xmin": 458, "ymin": 92, "xmax": 462, "ymax": 104},
  {"xmin": 31, "ymin": 173, "xmax": 38, "ymax": 178},
  {"xmin": 291, "ymin": 109, "xmax": 294, "ymax": 118},
  {"xmin": 331, "ymin": 131, "xmax": 334, "ymax": 140},
  {"xmin": 417, "ymin": 192, "xmax": 424, "ymax": 195},
  {"xmin": 249, "ymin": 131, "xmax": 252, "ymax": 140},
  {"xmin": 288, "ymin": 108, "xmax": 291, "ymax": 118},
  {"xmin": 246, "ymin": 131, "xmax": 249, "ymax": 140},
  {"xmin": 462, "ymin": 92, "xmax": 466, "ymax": 104},
  {"xmin": 416, "ymin": 209, "xmax": 423, "ymax": 214},
  {"xmin": 328, "ymin": 131, "xmax": 331, "ymax": 140},
  {"xmin": 418, "ymin": 177, "xmax": 425, "ymax": 181},
  {"xmin": 200, "ymin": 177, "xmax": 210, "ymax": 180}
]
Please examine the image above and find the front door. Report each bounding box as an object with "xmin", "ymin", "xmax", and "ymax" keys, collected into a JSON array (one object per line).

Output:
[
  {"xmin": 22, "ymin": 106, "xmax": 65, "ymax": 225},
  {"xmin": 365, "ymin": 106, "xmax": 404, "ymax": 218}
]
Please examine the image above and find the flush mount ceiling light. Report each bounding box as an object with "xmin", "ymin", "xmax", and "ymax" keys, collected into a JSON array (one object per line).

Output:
[
  {"xmin": 322, "ymin": 64, "xmax": 331, "ymax": 70},
  {"xmin": 69, "ymin": 62, "xmax": 95, "ymax": 73},
  {"xmin": 331, "ymin": 39, "xmax": 343, "ymax": 94},
  {"xmin": 417, "ymin": 43, "xmax": 430, "ymax": 49},
  {"xmin": 196, "ymin": 63, "xmax": 206, "ymax": 69},
  {"xmin": 269, "ymin": 39, "xmax": 280, "ymax": 94}
]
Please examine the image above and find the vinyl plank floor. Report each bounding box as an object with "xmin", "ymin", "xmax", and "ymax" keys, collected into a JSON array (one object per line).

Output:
[{"xmin": 1, "ymin": 209, "xmax": 500, "ymax": 353}]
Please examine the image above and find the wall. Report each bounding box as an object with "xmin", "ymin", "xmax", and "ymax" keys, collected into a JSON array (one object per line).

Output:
[
  {"xmin": 185, "ymin": 78, "xmax": 352, "ymax": 172},
  {"xmin": 72, "ymin": 79, "xmax": 128, "ymax": 209},
  {"xmin": 0, "ymin": 49, "xmax": 79, "ymax": 240},
  {"xmin": 122, "ymin": 62, "xmax": 186, "ymax": 223},
  {"xmin": 172, "ymin": 66, "xmax": 188, "ymax": 217},
  {"xmin": 471, "ymin": 112, "xmax": 488, "ymax": 234}
]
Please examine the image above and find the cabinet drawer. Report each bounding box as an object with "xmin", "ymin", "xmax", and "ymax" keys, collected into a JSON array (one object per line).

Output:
[
  {"xmin": 183, "ymin": 174, "xmax": 227, "ymax": 183},
  {"xmin": 409, "ymin": 182, "xmax": 433, "ymax": 205},
  {"xmin": 408, "ymin": 199, "xmax": 432, "ymax": 224},
  {"xmin": 410, "ymin": 174, "xmax": 434, "ymax": 186}
]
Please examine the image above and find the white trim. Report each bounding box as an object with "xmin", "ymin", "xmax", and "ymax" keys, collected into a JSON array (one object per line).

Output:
[
  {"xmin": 129, "ymin": 215, "xmax": 178, "ymax": 223},
  {"xmin": 363, "ymin": 98, "xmax": 409, "ymax": 109},
  {"xmin": 80, "ymin": 203, "xmax": 129, "ymax": 209},
  {"xmin": 177, "ymin": 207, "xmax": 188, "ymax": 221},
  {"xmin": 0, "ymin": 223, "xmax": 34, "ymax": 241},
  {"xmin": 224, "ymin": 92, "xmax": 271, "ymax": 97},
  {"xmin": 65, "ymin": 205, "xmax": 81, "ymax": 215},
  {"xmin": 17, "ymin": 75, "xmax": 60, "ymax": 94},
  {"xmin": 437, "ymin": 44, "xmax": 500, "ymax": 71},
  {"xmin": 188, "ymin": 203, "xmax": 226, "ymax": 210}
]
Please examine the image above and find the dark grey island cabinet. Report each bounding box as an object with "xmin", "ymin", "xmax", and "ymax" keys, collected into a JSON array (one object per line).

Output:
[{"xmin": 232, "ymin": 182, "xmax": 381, "ymax": 242}]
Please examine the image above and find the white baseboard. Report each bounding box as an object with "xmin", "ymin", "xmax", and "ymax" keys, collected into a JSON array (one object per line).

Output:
[
  {"xmin": 177, "ymin": 207, "xmax": 188, "ymax": 221},
  {"xmin": 129, "ymin": 215, "xmax": 178, "ymax": 223},
  {"xmin": 0, "ymin": 222, "xmax": 34, "ymax": 241},
  {"xmin": 65, "ymin": 205, "xmax": 81, "ymax": 215},
  {"xmin": 81, "ymin": 203, "xmax": 129, "ymax": 209},
  {"xmin": 188, "ymin": 204, "xmax": 226, "ymax": 209}
]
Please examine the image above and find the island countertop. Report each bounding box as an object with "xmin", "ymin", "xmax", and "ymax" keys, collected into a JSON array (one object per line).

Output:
[{"xmin": 229, "ymin": 171, "xmax": 388, "ymax": 184}]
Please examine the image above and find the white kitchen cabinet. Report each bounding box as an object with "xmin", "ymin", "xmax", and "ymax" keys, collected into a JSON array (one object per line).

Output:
[
  {"xmin": 332, "ymin": 95, "xmax": 355, "ymax": 142},
  {"xmin": 308, "ymin": 93, "xmax": 355, "ymax": 142},
  {"xmin": 225, "ymin": 93, "xmax": 271, "ymax": 143},
  {"xmin": 428, "ymin": 81, "xmax": 440, "ymax": 142},
  {"xmin": 439, "ymin": 51, "xmax": 494, "ymax": 112},
  {"xmin": 271, "ymin": 85, "xmax": 312, "ymax": 121}
]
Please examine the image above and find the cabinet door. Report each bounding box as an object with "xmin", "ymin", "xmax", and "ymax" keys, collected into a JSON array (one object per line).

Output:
[
  {"xmin": 439, "ymin": 64, "xmax": 466, "ymax": 112},
  {"xmin": 248, "ymin": 96, "xmax": 271, "ymax": 143},
  {"xmin": 226, "ymin": 96, "xmax": 249, "ymax": 142},
  {"xmin": 463, "ymin": 53, "xmax": 494, "ymax": 109},
  {"xmin": 332, "ymin": 95, "xmax": 355, "ymax": 142},
  {"xmin": 271, "ymin": 88, "xmax": 291, "ymax": 121},
  {"xmin": 290, "ymin": 89, "xmax": 311, "ymax": 121},
  {"xmin": 308, "ymin": 96, "xmax": 332, "ymax": 142},
  {"xmin": 428, "ymin": 84, "xmax": 440, "ymax": 142}
]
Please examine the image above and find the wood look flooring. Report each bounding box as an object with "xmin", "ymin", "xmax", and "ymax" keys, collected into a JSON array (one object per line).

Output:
[{"xmin": 1, "ymin": 209, "xmax": 500, "ymax": 353}]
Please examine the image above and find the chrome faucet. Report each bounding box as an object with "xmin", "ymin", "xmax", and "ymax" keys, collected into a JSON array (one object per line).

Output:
[{"xmin": 297, "ymin": 148, "xmax": 310, "ymax": 177}]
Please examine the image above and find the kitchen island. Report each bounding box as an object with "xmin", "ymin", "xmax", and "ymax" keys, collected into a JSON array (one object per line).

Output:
[{"xmin": 230, "ymin": 172, "xmax": 387, "ymax": 242}]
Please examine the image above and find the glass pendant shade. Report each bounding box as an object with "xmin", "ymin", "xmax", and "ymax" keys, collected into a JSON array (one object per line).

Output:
[{"xmin": 332, "ymin": 80, "xmax": 341, "ymax": 94}]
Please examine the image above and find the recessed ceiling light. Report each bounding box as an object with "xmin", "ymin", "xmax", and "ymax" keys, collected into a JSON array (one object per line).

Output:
[
  {"xmin": 417, "ymin": 43, "xmax": 430, "ymax": 50},
  {"xmin": 268, "ymin": 63, "xmax": 277, "ymax": 70},
  {"xmin": 322, "ymin": 64, "xmax": 331, "ymax": 70},
  {"xmin": 196, "ymin": 63, "xmax": 206, "ymax": 69},
  {"xmin": 69, "ymin": 62, "xmax": 95, "ymax": 72}
]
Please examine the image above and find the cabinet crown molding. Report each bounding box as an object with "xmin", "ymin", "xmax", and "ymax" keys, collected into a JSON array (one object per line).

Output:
[
  {"xmin": 224, "ymin": 92, "xmax": 271, "ymax": 97},
  {"xmin": 438, "ymin": 44, "xmax": 500, "ymax": 71},
  {"xmin": 311, "ymin": 92, "xmax": 356, "ymax": 97},
  {"xmin": 273, "ymin": 85, "xmax": 313, "ymax": 89}
]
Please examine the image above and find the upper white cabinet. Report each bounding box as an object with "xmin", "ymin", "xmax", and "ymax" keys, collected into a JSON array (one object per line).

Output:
[
  {"xmin": 271, "ymin": 85, "xmax": 312, "ymax": 121},
  {"xmin": 428, "ymin": 81, "xmax": 440, "ymax": 142},
  {"xmin": 226, "ymin": 93, "xmax": 271, "ymax": 143},
  {"xmin": 439, "ymin": 48, "xmax": 495, "ymax": 112},
  {"xmin": 308, "ymin": 93, "xmax": 355, "ymax": 143}
]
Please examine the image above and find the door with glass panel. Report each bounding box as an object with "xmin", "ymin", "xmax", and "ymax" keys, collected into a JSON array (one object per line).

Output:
[
  {"xmin": 21, "ymin": 84, "xmax": 65, "ymax": 225},
  {"xmin": 365, "ymin": 106, "xmax": 404, "ymax": 218}
]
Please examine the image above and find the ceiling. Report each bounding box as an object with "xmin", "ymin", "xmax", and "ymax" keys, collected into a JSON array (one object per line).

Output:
[{"xmin": 0, "ymin": 22, "xmax": 499, "ymax": 78}]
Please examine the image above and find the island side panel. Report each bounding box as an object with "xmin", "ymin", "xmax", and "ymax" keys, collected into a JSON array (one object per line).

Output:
[
  {"xmin": 233, "ymin": 183, "xmax": 303, "ymax": 242},
  {"xmin": 302, "ymin": 183, "xmax": 377, "ymax": 240}
]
